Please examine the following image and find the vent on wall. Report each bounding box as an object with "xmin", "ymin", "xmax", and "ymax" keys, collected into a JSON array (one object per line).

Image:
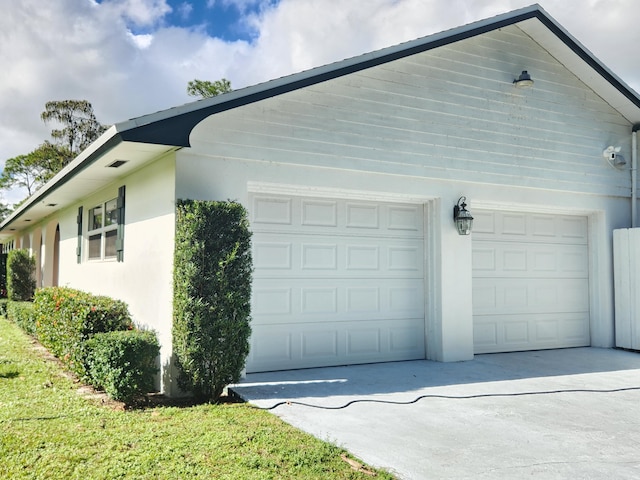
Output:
[{"xmin": 107, "ymin": 160, "xmax": 128, "ymax": 168}]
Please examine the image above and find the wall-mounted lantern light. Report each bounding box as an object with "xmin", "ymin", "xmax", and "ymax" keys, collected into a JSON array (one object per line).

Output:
[
  {"xmin": 513, "ymin": 70, "xmax": 534, "ymax": 88},
  {"xmin": 453, "ymin": 196, "xmax": 474, "ymax": 235}
]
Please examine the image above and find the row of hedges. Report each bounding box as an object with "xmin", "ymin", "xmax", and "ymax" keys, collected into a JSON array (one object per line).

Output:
[
  {"xmin": 4, "ymin": 286, "xmax": 159, "ymax": 404},
  {"xmin": 34, "ymin": 287, "xmax": 133, "ymax": 379}
]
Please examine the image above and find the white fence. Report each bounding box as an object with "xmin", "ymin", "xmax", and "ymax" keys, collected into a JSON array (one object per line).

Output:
[{"xmin": 613, "ymin": 228, "xmax": 640, "ymax": 350}]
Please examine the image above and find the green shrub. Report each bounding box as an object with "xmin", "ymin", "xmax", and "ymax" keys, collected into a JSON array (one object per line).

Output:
[
  {"xmin": 7, "ymin": 249, "xmax": 35, "ymax": 301},
  {"xmin": 0, "ymin": 252, "xmax": 7, "ymax": 299},
  {"xmin": 85, "ymin": 330, "xmax": 160, "ymax": 404},
  {"xmin": 6, "ymin": 301, "xmax": 36, "ymax": 335},
  {"xmin": 0, "ymin": 298, "xmax": 10, "ymax": 317},
  {"xmin": 173, "ymin": 200, "xmax": 252, "ymax": 402},
  {"xmin": 33, "ymin": 287, "xmax": 133, "ymax": 378}
]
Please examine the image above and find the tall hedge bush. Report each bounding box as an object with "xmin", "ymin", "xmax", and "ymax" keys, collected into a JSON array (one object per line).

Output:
[
  {"xmin": 7, "ymin": 249, "xmax": 35, "ymax": 301},
  {"xmin": 173, "ymin": 200, "xmax": 252, "ymax": 402},
  {"xmin": 33, "ymin": 287, "xmax": 133, "ymax": 378}
]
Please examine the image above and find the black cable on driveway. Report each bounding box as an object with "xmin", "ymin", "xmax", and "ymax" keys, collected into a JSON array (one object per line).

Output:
[{"xmin": 246, "ymin": 386, "xmax": 640, "ymax": 411}]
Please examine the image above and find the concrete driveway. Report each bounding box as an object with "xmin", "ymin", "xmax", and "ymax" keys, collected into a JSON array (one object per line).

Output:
[{"xmin": 231, "ymin": 348, "xmax": 640, "ymax": 479}]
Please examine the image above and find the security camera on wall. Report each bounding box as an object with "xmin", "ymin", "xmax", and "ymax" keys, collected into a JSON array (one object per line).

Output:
[{"xmin": 603, "ymin": 146, "xmax": 626, "ymax": 167}]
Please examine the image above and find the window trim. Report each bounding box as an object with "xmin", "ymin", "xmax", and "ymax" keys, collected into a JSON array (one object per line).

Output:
[
  {"xmin": 81, "ymin": 185, "xmax": 126, "ymax": 263},
  {"xmin": 87, "ymin": 198, "xmax": 118, "ymax": 261}
]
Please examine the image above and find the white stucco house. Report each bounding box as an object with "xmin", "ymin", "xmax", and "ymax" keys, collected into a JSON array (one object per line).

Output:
[{"xmin": 2, "ymin": 4, "xmax": 639, "ymax": 395}]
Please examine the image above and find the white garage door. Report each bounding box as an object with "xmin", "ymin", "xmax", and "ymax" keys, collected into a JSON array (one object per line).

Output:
[
  {"xmin": 473, "ymin": 210, "xmax": 590, "ymax": 354},
  {"xmin": 246, "ymin": 193, "xmax": 425, "ymax": 373}
]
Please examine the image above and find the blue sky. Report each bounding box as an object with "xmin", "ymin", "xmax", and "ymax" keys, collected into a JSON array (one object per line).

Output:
[
  {"xmin": 114, "ymin": 0, "xmax": 266, "ymax": 41},
  {"xmin": 0, "ymin": 0, "xmax": 639, "ymax": 203},
  {"xmin": 162, "ymin": 0, "xmax": 260, "ymax": 41}
]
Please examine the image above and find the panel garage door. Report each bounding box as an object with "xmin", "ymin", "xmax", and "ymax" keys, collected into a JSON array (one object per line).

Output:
[
  {"xmin": 246, "ymin": 193, "xmax": 425, "ymax": 373},
  {"xmin": 472, "ymin": 210, "xmax": 590, "ymax": 354}
]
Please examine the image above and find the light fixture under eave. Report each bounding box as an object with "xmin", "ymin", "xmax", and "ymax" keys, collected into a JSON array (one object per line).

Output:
[
  {"xmin": 453, "ymin": 196, "xmax": 474, "ymax": 235},
  {"xmin": 513, "ymin": 70, "xmax": 534, "ymax": 88}
]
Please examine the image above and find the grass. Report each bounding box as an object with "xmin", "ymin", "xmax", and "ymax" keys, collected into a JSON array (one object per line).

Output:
[{"xmin": 0, "ymin": 318, "xmax": 394, "ymax": 479}]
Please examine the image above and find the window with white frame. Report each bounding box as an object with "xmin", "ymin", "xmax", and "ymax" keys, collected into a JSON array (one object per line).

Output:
[{"xmin": 87, "ymin": 198, "xmax": 118, "ymax": 260}]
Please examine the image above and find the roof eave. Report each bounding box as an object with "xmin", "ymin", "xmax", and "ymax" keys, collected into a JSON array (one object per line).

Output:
[{"xmin": 0, "ymin": 126, "xmax": 123, "ymax": 232}]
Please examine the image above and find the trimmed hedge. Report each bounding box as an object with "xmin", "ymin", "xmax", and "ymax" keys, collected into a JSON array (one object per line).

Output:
[
  {"xmin": 5, "ymin": 287, "xmax": 160, "ymax": 403},
  {"xmin": 85, "ymin": 330, "xmax": 160, "ymax": 404},
  {"xmin": 173, "ymin": 200, "xmax": 252, "ymax": 402},
  {"xmin": 33, "ymin": 287, "xmax": 133, "ymax": 378},
  {"xmin": 7, "ymin": 249, "xmax": 35, "ymax": 301},
  {"xmin": 6, "ymin": 301, "xmax": 36, "ymax": 335}
]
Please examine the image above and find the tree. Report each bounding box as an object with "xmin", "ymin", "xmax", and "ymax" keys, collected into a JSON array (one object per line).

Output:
[
  {"xmin": 0, "ymin": 201, "xmax": 11, "ymax": 223},
  {"xmin": 0, "ymin": 142, "xmax": 68, "ymax": 196},
  {"xmin": 187, "ymin": 78, "xmax": 232, "ymax": 99},
  {"xmin": 41, "ymin": 100, "xmax": 108, "ymax": 155},
  {"xmin": 0, "ymin": 100, "xmax": 106, "ymax": 204}
]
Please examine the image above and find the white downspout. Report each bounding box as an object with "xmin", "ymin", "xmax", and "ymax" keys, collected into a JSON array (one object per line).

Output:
[{"xmin": 633, "ymin": 125, "xmax": 639, "ymax": 228}]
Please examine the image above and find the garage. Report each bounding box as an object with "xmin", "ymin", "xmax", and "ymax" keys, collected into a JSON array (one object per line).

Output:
[
  {"xmin": 246, "ymin": 193, "xmax": 426, "ymax": 373},
  {"xmin": 472, "ymin": 210, "xmax": 590, "ymax": 354}
]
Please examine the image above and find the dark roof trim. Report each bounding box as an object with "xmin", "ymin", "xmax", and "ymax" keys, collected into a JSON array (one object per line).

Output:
[
  {"xmin": 0, "ymin": 133, "xmax": 124, "ymax": 229},
  {"xmin": 532, "ymin": 11, "xmax": 640, "ymax": 110},
  {"xmin": 119, "ymin": 4, "xmax": 640, "ymax": 149},
  {"xmin": 119, "ymin": 6, "xmax": 543, "ymax": 147}
]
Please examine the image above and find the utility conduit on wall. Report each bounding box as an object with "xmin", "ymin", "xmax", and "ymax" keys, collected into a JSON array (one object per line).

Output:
[{"xmin": 633, "ymin": 125, "xmax": 639, "ymax": 228}]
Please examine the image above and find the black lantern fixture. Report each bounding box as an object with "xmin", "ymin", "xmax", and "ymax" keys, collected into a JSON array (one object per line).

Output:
[
  {"xmin": 513, "ymin": 70, "xmax": 534, "ymax": 88},
  {"xmin": 453, "ymin": 196, "xmax": 473, "ymax": 235}
]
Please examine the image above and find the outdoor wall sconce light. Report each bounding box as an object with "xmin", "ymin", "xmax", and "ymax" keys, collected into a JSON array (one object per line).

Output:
[
  {"xmin": 513, "ymin": 70, "xmax": 534, "ymax": 88},
  {"xmin": 453, "ymin": 196, "xmax": 474, "ymax": 235}
]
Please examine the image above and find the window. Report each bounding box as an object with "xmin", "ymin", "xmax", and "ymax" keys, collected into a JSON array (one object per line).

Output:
[
  {"xmin": 87, "ymin": 198, "xmax": 118, "ymax": 260},
  {"xmin": 79, "ymin": 185, "xmax": 125, "ymax": 263}
]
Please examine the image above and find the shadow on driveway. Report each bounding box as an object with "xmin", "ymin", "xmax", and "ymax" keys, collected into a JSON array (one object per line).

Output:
[
  {"xmin": 232, "ymin": 347, "xmax": 640, "ymax": 409},
  {"xmin": 231, "ymin": 348, "xmax": 640, "ymax": 479}
]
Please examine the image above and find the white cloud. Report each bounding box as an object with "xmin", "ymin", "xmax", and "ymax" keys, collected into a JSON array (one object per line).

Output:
[
  {"xmin": 128, "ymin": 32, "xmax": 155, "ymax": 48},
  {"xmin": 0, "ymin": 0, "xmax": 638, "ymax": 206},
  {"xmin": 99, "ymin": 0, "xmax": 173, "ymax": 28}
]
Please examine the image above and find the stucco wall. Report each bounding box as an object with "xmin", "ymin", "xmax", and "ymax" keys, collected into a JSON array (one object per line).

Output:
[{"xmin": 53, "ymin": 153, "xmax": 176, "ymax": 393}]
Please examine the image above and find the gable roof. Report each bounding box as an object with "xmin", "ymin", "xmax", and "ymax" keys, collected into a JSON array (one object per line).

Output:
[{"xmin": 2, "ymin": 3, "xmax": 639, "ymax": 237}]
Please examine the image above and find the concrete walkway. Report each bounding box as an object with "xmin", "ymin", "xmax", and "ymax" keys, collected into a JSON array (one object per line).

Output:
[{"xmin": 231, "ymin": 348, "xmax": 640, "ymax": 479}]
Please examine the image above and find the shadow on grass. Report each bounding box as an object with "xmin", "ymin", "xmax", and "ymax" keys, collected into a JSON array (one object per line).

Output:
[
  {"xmin": 0, "ymin": 359, "xmax": 20, "ymax": 379},
  {"xmin": 134, "ymin": 391, "xmax": 246, "ymax": 410}
]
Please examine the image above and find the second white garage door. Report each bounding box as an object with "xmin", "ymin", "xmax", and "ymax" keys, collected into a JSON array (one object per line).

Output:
[
  {"xmin": 472, "ymin": 210, "xmax": 590, "ymax": 354},
  {"xmin": 246, "ymin": 193, "xmax": 426, "ymax": 373}
]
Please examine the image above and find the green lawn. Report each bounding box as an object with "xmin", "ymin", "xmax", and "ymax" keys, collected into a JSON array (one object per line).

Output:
[{"xmin": 0, "ymin": 318, "xmax": 393, "ymax": 479}]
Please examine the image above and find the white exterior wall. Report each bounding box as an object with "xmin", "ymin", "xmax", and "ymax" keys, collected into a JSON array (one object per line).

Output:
[
  {"xmin": 49, "ymin": 153, "xmax": 176, "ymax": 393},
  {"xmin": 178, "ymin": 24, "xmax": 633, "ymax": 362}
]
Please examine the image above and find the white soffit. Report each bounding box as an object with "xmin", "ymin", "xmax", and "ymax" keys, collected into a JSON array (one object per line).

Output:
[{"xmin": 0, "ymin": 142, "xmax": 173, "ymax": 237}]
